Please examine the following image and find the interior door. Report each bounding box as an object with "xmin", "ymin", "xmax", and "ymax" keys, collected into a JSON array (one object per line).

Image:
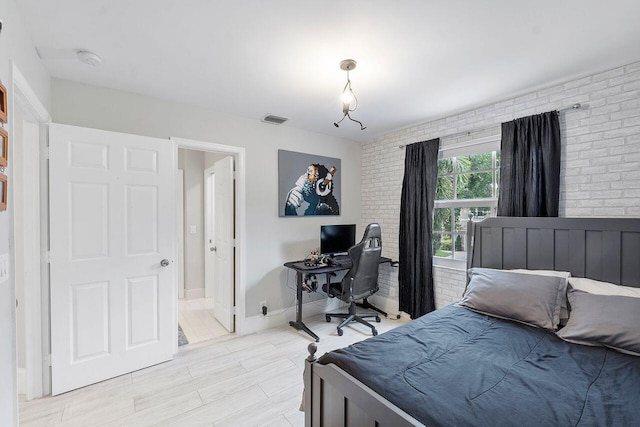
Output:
[
  {"xmin": 213, "ymin": 156, "xmax": 234, "ymax": 332},
  {"xmin": 204, "ymin": 165, "xmax": 216, "ymax": 299},
  {"xmin": 177, "ymin": 169, "xmax": 185, "ymax": 299},
  {"xmin": 49, "ymin": 123, "xmax": 175, "ymax": 395}
]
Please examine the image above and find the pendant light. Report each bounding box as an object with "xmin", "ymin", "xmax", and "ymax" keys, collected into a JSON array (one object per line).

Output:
[{"xmin": 333, "ymin": 59, "xmax": 366, "ymax": 130}]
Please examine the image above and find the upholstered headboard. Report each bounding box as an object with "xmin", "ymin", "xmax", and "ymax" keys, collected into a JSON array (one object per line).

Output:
[{"xmin": 467, "ymin": 216, "xmax": 640, "ymax": 288}]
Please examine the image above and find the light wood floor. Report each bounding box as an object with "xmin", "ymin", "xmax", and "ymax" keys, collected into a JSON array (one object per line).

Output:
[
  {"xmin": 179, "ymin": 298, "xmax": 230, "ymax": 344},
  {"xmin": 19, "ymin": 313, "xmax": 409, "ymax": 426}
]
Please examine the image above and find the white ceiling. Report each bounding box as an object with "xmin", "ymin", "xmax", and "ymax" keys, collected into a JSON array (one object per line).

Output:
[{"xmin": 17, "ymin": 0, "xmax": 640, "ymax": 142}]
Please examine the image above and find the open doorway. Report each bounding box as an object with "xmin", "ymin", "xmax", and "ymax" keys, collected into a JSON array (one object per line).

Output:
[{"xmin": 177, "ymin": 148, "xmax": 235, "ymax": 346}]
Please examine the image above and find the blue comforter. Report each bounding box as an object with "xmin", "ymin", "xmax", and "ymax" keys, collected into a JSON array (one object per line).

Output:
[{"xmin": 318, "ymin": 305, "xmax": 640, "ymax": 426}]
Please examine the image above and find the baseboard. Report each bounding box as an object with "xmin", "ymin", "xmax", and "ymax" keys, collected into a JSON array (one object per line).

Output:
[
  {"xmin": 242, "ymin": 297, "xmax": 346, "ymax": 335},
  {"xmin": 185, "ymin": 288, "xmax": 205, "ymax": 299},
  {"xmin": 17, "ymin": 368, "xmax": 26, "ymax": 395}
]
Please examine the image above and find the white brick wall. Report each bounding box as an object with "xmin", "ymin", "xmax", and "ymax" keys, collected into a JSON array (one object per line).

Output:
[
  {"xmin": 433, "ymin": 267, "xmax": 467, "ymax": 308},
  {"xmin": 362, "ymin": 61, "xmax": 640, "ymax": 309}
]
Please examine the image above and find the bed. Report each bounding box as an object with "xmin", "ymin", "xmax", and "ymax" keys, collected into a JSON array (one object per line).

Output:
[{"xmin": 303, "ymin": 216, "xmax": 640, "ymax": 426}]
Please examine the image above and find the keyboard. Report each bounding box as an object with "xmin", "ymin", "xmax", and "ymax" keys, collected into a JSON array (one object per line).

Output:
[{"xmin": 331, "ymin": 256, "xmax": 352, "ymax": 267}]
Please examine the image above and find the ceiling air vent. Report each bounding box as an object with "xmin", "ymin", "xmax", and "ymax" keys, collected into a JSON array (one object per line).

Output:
[{"xmin": 261, "ymin": 114, "xmax": 288, "ymax": 125}]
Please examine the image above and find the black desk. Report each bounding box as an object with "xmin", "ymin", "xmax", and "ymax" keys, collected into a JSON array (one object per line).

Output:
[{"xmin": 283, "ymin": 257, "xmax": 393, "ymax": 342}]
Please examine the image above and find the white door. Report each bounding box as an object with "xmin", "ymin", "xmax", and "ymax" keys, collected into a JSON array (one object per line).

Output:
[
  {"xmin": 49, "ymin": 124, "xmax": 175, "ymax": 395},
  {"xmin": 213, "ymin": 156, "xmax": 235, "ymax": 332},
  {"xmin": 204, "ymin": 165, "xmax": 216, "ymax": 299},
  {"xmin": 177, "ymin": 169, "xmax": 185, "ymax": 299}
]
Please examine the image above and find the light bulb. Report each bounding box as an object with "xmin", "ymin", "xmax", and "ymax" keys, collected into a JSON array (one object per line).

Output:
[{"xmin": 341, "ymin": 90, "xmax": 354, "ymax": 105}]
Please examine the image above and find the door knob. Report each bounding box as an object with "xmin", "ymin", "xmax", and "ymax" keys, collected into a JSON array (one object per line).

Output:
[
  {"xmin": 160, "ymin": 259, "xmax": 170, "ymax": 267},
  {"xmin": 210, "ymin": 247, "xmax": 217, "ymax": 252}
]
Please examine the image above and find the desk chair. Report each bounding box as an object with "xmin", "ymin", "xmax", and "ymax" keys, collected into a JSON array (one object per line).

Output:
[{"xmin": 323, "ymin": 223, "xmax": 382, "ymax": 336}]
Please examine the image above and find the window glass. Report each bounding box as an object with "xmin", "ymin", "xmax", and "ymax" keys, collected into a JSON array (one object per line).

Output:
[
  {"xmin": 433, "ymin": 232, "xmax": 452, "ymax": 259},
  {"xmin": 459, "ymin": 152, "xmax": 492, "ymax": 171},
  {"xmin": 434, "ymin": 149, "xmax": 499, "ymax": 262},
  {"xmin": 466, "ymin": 206, "xmax": 493, "ymax": 220},
  {"xmin": 438, "ymin": 158, "xmax": 454, "ymax": 175},
  {"xmin": 433, "ymin": 208, "xmax": 451, "ymax": 233},
  {"xmin": 456, "ymin": 172, "xmax": 493, "ymax": 199},
  {"xmin": 436, "ymin": 176, "xmax": 454, "ymax": 200},
  {"xmin": 453, "ymin": 233, "xmax": 466, "ymax": 255}
]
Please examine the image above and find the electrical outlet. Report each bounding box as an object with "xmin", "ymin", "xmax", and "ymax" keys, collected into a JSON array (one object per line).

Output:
[{"xmin": 0, "ymin": 253, "xmax": 8, "ymax": 284}]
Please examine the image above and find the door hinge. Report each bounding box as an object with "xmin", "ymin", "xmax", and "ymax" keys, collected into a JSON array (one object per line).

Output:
[
  {"xmin": 232, "ymin": 171, "xmax": 236, "ymax": 180},
  {"xmin": 233, "ymin": 239, "xmax": 236, "ymax": 247},
  {"xmin": 45, "ymin": 354, "xmax": 52, "ymax": 367},
  {"xmin": 232, "ymin": 306, "xmax": 237, "ymax": 315},
  {"xmin": 44, "ymin": 251, "xmax": 51, "ymax": 263},
  {"xmin": 41, "ymin": 146, "xmax": 50, "ymax": 159}
]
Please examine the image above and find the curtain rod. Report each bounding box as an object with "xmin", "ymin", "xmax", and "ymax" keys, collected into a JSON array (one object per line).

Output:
[{"xmin": 398, "ymin": 103, "xmax": 582, "ymax": 149}]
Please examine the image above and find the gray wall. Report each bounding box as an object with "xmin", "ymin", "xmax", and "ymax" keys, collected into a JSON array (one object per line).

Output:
[
  {"xmin": 178, "ymin": 148, "xmax": 205, "ymax": 295},
  {"xmin": 362, "ymin": 61, "xmax": 640, "ymax": 311},
  {"xmin": 205, "ymin": 151, "xmax": 228, "ymax": 168},
  {"xmin": 51, "ymin": 78, "xmax": 362, "ymax": 322},
  {"xmin": 178, "ymin": 149, "xmax": 231, "ymax": 297},
  {"xmin": 0, "ymin": 0, "xmax": 51, "ymax": 423}
]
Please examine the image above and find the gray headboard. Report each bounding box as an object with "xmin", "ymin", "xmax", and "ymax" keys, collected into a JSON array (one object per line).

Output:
[{"xmin": 467, "ymin": 217, "xmax": 640, "ymax": 288}]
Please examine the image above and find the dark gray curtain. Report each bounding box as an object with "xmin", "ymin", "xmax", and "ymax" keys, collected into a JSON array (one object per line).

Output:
[
  {"xmin": 497, "ymin": 111, "xmax": 561, "ymax": 217},
  {"xmin": 399, "ymin": 138, "xmax": 440, "ymax": 319}
]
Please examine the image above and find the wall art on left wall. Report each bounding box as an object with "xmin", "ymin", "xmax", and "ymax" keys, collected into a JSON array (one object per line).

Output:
[
  {"xmin": 0, "ymin": 174, "xmax": 7, "ymax": 211},
  {"xmin": 0, "ymin": 81, "xmax": 9, "ymax": 211},
  {"xmin": 0, "ymin": 82, "xmax": 7, "ymax": 123},
  {"xmin": 0, "ymin": 126, "xmax": 7, "ymax": 167},
  {"xmin": 278, "ymin": 149, "xmax": 341, "ymax": 217}
]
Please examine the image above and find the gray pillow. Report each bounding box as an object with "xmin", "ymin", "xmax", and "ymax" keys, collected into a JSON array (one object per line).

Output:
[
  {"xmin": 510, "ymin": 269, "xmax": 571, "ymax": 323},
  {"xmin": 556, "ymin": 289, "xmax": 640, "ymax": 356},
  {"xmin": 460, "ymin": 268, "xmax": 566, "ymax": 331}
]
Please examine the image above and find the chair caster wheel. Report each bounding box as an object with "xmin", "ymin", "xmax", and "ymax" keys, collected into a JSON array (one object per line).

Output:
[
  {"xmin": 337, "ymin": 328, "xmax": 343, "ymax": 336},
  {"xmin": 375, "ymin": 316, "xmax": 381, "ymax": 323},
  {"xmin": 325, "ymin": 315, "xmax": 331, "ymax": 322},
  {"xmin": 372, "ymin": 328, "xmax": 378, "ymax": 336}
]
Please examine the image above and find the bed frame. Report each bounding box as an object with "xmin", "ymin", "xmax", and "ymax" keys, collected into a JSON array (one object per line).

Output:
[
  {"xmin": 303, "ymin": 217, "xmax": 640, "ymax": 426},
  {"xmin": 466, "ymin": 216, "xmax": 640, "ymax": 287}
]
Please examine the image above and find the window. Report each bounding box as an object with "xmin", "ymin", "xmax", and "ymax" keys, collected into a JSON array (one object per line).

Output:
[{"xmin": 433, "ymin": 149, "xmax": 500, "ymax": 264}]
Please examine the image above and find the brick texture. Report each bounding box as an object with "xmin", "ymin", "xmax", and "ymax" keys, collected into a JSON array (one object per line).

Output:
[{"xmin": 363, "ymin": 61, "xmax": 640, "ymax": 308}]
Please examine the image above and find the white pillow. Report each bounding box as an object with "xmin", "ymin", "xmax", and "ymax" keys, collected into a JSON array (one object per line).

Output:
[
  {"xmin": 510, "ymin": 269, "xmax": 571, "ymax": 322},
  {"xmin": 510, "ymin": 269, "xmax": 571, "ymax": 280},
  {"xmin": 568, "ymin": 277, "xmax": 640, "ymax": 298}
]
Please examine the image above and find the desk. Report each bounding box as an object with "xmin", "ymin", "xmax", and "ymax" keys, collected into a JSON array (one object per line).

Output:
[{"xmin": 283, "ymin": 257, "xmax": 393, "ymax": 342}]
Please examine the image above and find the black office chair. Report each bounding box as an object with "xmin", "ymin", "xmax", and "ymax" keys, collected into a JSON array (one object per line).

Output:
[{"xmin": 323, "ymin": 223, "xmax": 382, "ymax": 336}]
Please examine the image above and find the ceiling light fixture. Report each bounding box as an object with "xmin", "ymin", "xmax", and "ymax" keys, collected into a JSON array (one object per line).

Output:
[
  {"xmin": 77, "ymin": 50, "xmax": 103, "ymax": 67},
  {"xmin": 334, "ymin": 59, "xmax": 366, "ymax": 130}
]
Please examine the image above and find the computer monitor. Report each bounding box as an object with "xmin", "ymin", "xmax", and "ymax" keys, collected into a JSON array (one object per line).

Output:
[{"xmin": 320, "ymin": 224, "xmax": 356, "ymax": 256}]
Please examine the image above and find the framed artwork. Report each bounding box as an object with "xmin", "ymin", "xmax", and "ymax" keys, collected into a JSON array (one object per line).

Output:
[
  {"xmin": 0, "ymin": 126, "xmax": 7, "ymax": 167},
  {"xmin": 278, "ymin": 149, "xmax": 341, "ymax": 217},
  {"xmin": 0, "ymin": 82, "xmax": 7, "ymax": 123},
  {"xmin": 0, "ymin": 174, "xmax": 6, "ymax": 211}
]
